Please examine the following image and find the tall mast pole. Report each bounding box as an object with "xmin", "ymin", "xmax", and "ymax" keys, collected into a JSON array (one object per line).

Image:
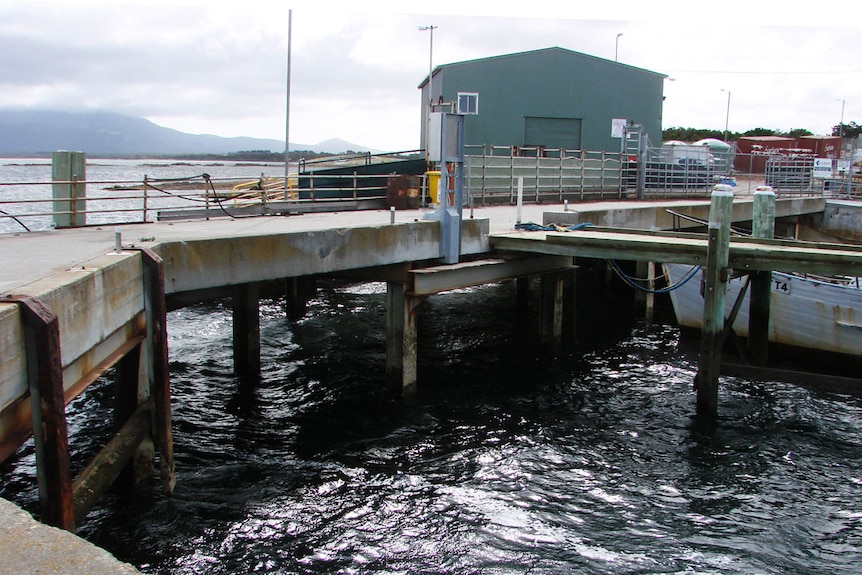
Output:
[{"xmin": 284, "ymin": 9, "xmax": 292, "ymax": 196}]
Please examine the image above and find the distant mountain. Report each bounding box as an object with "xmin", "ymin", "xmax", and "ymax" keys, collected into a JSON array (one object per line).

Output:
[
  {"xmin": 0, "ymin": 110, "xmax": 375, "ymax": 156},
  {"xmin": 297, "ymin": 138, "xmax": 380, "ymax": 155}
]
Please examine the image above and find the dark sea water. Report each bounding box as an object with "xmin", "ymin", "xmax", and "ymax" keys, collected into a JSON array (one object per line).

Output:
[{"xmin": 3, "ymin": 274, "xmax": 862, "ymax": 574}]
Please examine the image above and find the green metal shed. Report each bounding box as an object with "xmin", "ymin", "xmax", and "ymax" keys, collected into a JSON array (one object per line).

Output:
[{"xmin": 419, "ymin": 47, "xmax": 667, "ymax": 155}]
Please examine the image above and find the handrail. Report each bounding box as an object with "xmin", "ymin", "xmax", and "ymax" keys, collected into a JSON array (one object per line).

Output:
[{"xmin": 0, "ymin": 170, "xmax": 399, "ymax": 233}]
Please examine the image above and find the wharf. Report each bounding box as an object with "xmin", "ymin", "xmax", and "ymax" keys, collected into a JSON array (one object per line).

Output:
[
  {"xmin": 0, "ymin": 194, "xmax": 851, "ymax": 572},
  {"xmin": 0, "ymin": 196, "xmax": 825, "ymax": 294}
]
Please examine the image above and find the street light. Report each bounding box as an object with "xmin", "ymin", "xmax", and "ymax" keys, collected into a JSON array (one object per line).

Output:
[
  {"xmin": 418, "ymin": 25, "xmax": 437, "ymax": 160},
  {"xmin": 418, "ymin": 25, "xmax": 437, "ymax": 108},
  {"xmin": 615, "ymin": 33, "xmax": 623, "ymax": 62},
  {"xmin": 721, "ymin": 88, "xmax": 732, "ymax": 142},
  {"xmin": 838, "ymin": 98, "xmax": 846, "ymax": 138}
]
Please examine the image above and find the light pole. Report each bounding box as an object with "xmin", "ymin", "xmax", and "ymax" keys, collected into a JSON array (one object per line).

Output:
[
  {"xmin": 615, "ymin": 33, "xmax": 623, "ymax": 62},
  {"xmin": 721, "ymin": 89, "xmax": 731, "ymax": 142},
  {"xmin": 418, "ymin": 25, "xmax": 437, "ymax": 159},
  {"xmin": 284, "ymin": 9, "xmax": 292, "ymax": 195},
  {"xmin": 838, "ymin": 98, "xmax": 846, "ymax": 138}
]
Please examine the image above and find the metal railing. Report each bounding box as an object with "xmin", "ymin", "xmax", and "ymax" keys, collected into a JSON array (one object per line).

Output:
[
  {"xmin": 0, "ymin": 171, "xmax": 391, "ymax": 233},
  {"xmin": 3, "ymin": 147, "xmax": 858, "ymax": 233},
  {"xmin": 463, "ymin": 145, "xmax": 625, "ymax": 205}
]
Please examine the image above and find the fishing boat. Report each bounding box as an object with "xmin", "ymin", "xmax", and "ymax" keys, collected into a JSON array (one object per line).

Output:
[{"xmin": 663, "ymin": 263, "xmax": 862, "ymax": 357}]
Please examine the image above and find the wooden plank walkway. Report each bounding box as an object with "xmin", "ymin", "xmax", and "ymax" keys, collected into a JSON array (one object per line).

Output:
[{"xmin": 491, "ymin": 227, "xmax": 862, "ymax": 277}]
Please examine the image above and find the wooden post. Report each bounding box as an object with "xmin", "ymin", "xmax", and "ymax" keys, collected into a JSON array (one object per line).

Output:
[
  {"xmin": 113, "ymin": 343, "xmax": 154, "ymax": 487},
  {"xmin": 72, "ymin": 403, "xmax": 153, "ymax": 526},
  {"xmin": 138, "ymin": 248, "xmax": 175, "ymax": 495},
  {"xmin": 539, "ymin": 271, "xmax": 564, "ymax": 347},
  {"xmin": 634, "ymin": 261, "xmax": 647, "ymax": 310},
  {"xmin": 748, "ymin": 187, "xmax": 775, "ymax": 365},
  {"xmin": 646, "ymin": 261, "xmax": 656, "ymax": 324},
  {"xmin": 515, "ymin": 277, "xmax": 530, "ymax": 313},
  {"xmin": 9, "ymin": 295, "xmax": 75, "ymax": 531},
  {"xmin": 695, "ymin": 188, "xmax": 733, "ymax": 415},
  {"xmin": 285, "ymin": 276, "xmax": 316, "ymax": 321},
  {"xmin": 385, "ymin": 282, "xmax": 406, "ymax": 393},
  {"xmin": 633, "ymin": 261, "xmax": 655, "ymax": 322},
  {"xmin": 385, "ymin": 282, "xmax": 422, "ymax": 397},
  {"xmin": 232, "ymin": 282, "xmax": 261, "ymax": 380}
]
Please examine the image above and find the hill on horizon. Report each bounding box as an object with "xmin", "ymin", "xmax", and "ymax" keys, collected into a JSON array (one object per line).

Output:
[{"xmin": 0, "ymin": 110, "xmax": 376, "ymax": 156}]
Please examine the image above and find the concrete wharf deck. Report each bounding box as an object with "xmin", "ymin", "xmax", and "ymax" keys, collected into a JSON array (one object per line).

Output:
[
  {"xmin": 0, "ymin": 196, "xmax": 826, "ymax": 294},
  {"xmin": 0, "ymin": 194, "xmax": 853, "ymax": 565}
]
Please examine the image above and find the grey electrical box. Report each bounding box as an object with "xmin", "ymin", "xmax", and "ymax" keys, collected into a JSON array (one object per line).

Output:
[{"xmin": 428, "ymin": 112, "xmax": 462, "ymax": 163}]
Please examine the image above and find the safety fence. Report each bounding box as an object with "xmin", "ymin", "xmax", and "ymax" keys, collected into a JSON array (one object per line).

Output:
[
  {"xmin": 0, "ymin": 171, "xmax": 391, "ymax": 234},
  {"xmin": 2, "ymin": 147, "xmax": 858, "ymax": 233},
  {"xmin": 463, "ymin": 145, "xmax": 625, "ymax": 205}
]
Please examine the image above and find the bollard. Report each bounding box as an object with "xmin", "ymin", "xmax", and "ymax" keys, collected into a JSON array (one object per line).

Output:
[
  {"xmin": 516, "ymin": 176, "xmax": 524, "ymax": 225},
  {"xmin": 51, "ymin": 151, "xmax": 86, "ymax": 228}
]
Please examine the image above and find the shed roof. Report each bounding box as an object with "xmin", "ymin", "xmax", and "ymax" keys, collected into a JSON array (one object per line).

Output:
[{"xmin": 418, "ymin": 46, "xmax": 667, "ymax": 88}]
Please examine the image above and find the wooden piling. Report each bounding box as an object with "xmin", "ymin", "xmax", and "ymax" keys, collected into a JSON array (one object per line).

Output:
[
  {"xmin": 695, "ymin": 189, "xmax": 733, "ymax": 415},
  {"xmin": 385, "ymin": 282, "xmax": 422, "ymax": 396},
  {"xmin": 138, "ymin": 248, "xmax": 175, "ymax": 495},
  {"xmin": 385, "ymin": 282, "xmax": 406, "ymax": 392},
  {"xmin": 748, "ymin": 187, "xmax": 775, "ymax": 365},
  {"xmin": 539, "ymin": 271, "xmax": 564, "ymax": 347},
  {"xmin": 633, "ymin": 261, "xmax": 656, "ymax": 323},
  {"xmin": 114, "ymin": 342, "xmax": 154, "ymax": 487},
  {"xmin": 285, "ymin": 276, "xmax": 316, "ymax": 321},
  {"xmin": 72, "ymin": 403, "xmax": 153, "ymax": 525},
  {"xmin": 232, "ymin": 282, "xmax": 261, "ymax": 380},
  {"xmin": 515, "ymin": 277, "xmax": 530, "ymax": 313},
  {"xmin": 646, "ymin": 262, "xmax": 656, "ymax": 324}
]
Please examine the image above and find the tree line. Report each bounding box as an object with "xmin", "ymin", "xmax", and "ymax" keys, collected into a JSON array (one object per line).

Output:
[{"xmin": 663, "ymin": 122, "xmax": 862, "ymax": 142}]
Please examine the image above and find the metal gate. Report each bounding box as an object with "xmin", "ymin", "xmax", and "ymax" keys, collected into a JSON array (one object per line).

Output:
[{"xmin": 621, "ymin": 124, "xmax": 734, "ymax": 198}]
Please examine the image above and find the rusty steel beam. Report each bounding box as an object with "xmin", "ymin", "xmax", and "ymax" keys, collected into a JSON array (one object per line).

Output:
[
  {"xmin": 0, "ymin": 319, "xmax": 145, "ymax": 465},
  {"xmin": 4, "ymin": 294, "xmax": 75, "ymax": 531}
]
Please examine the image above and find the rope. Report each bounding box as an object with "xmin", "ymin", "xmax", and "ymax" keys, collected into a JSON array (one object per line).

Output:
[
  {"xmin": 0, "ymin": 208, "xmax": 32, "ymax": 232},
  {"xmin": 144, "ymin": 173, "xmax": 255, "ymax": 219},
  {"xmin": 609, "ymin": 259, "xmax": 701, "ymax": 294}
]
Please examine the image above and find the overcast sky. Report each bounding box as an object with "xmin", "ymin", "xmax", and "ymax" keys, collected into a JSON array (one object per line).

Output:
[{"xmin": 2, "ymin": 0, "xmax": 860, "ymax": 151}]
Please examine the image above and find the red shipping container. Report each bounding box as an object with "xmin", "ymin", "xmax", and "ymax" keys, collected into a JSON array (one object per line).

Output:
[
  {"xmin": 797, "ymin": 135, "xmax": 842, "ymax": 159},
  {"xmin": 734, "ymin": 136, "xmax": 798, "ymax": 173}
]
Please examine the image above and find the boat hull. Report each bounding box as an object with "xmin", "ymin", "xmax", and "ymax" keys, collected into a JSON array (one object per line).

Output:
[{"xmin": 663, "ymin": 263, "xmax": 862, "ymax": 357}]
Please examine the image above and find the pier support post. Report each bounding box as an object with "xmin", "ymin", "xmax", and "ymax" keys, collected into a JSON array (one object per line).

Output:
[
  {"xmin": 567, "ymin": 266, "xmax": 577, "ymax": 340},
  {"xmin": 516, "ymin": 277, "xmax": 530, "ymax": 313},
  {"xmin": 386, "ymin": 282, "xmax": 423, "ymax": 396},
  {"xmin": 285, "ymin": 276, "xmax": 316, "ymax": 321},
  {"xmin": 695, "ymin": 188, "xmax": 733, "ymax": 415},
  {"xmin": 748, "ymin": 187, "xmax": 775, "ymax": 365},
  {"xmin": 114, "ymin": 344, "xmax": 155, "ymax": 487},
  {"xmin": 8, "ymin": 295, "xmax": 74, "ymax": 530},
  {"xmin": 633, "ymin": 261, "xmax": 656, "ymax": 323},
  {"xmin": 539, "ymin": 271, "xmax": 564, "ymax": 347},
  {"xmin": 233, "ymin": 282, "xmax": 261, "ymax": 380},
  {"xmin": 139, "ymin": 248, "xmax": 175, "ymax": 494}
]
